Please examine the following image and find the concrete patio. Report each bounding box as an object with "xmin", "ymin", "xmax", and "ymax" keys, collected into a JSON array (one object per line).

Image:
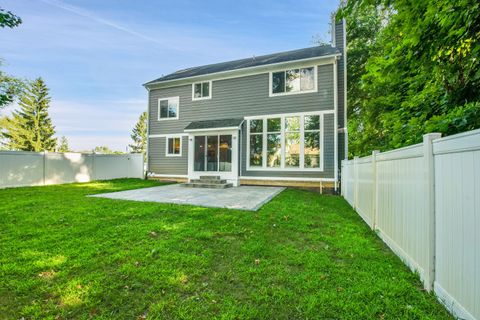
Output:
[{"xmin": 90, "ymin": 184, "xmax": 285, "ymax": 211}]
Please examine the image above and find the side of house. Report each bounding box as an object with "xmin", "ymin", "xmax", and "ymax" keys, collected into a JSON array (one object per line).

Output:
[{"xmin": 144, "ymin": 21, "xmax": 347, "ymax": 191}]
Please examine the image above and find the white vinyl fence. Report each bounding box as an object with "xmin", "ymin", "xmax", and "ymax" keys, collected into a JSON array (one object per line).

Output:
[
  {"xmin": 342, "ymin": 129, "xmax": 480, "ymax": 320},
  {"xmin": 0, "ymin": 151, "xmax": 144, "ymax": 189}
]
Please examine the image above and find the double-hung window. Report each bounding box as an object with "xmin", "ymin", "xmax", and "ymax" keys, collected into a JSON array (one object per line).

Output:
[
  {"xmin": 158, "ymin": 97, "xmax": 179, "ymax": 120},
  {"xmin": 192, "ymin": 81, "xmax": 212, "ymax": 100},
  {"xmin": 247, "ymin": 112, "xmax": 323, "ymax": 171},
  {"xmin": 166, "ymin": 136, "xmax": 182, "ymax": 157},
  {"xmin": 270, "ymin": 66, "xmax": 316, "ymax": 96}
]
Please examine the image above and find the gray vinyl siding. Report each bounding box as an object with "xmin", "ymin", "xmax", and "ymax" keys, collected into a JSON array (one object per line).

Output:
[
  {"xmin": 148, "ymin": 63, "xmax": 335, "ymax": 179},
  {"xmin": 148, "ymin": 64, "xmax": 334, "ymax": 135},
  {"xmin": 148, "ymin": 136, "xmax": 188, "ymax": 175}
]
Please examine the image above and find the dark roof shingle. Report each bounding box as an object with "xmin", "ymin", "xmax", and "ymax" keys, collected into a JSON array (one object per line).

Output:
[
  {"xmin": 145, "ymin": 46, "xmax": 340, "ymax": 85},
  {"xmin": 184, "ymin": 118, "xmax": 244, "ymax": 131}
]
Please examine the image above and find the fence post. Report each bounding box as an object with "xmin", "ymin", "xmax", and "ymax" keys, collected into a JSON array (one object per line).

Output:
[
  {"xmin": 371, "ymin": 150, "xmax": 379, "ymax": 230},
  {"xmin": 353, "ymin": 156, "xmax": 359, "ymax": 210},
  {"xmin": 423, "ymin": 132, "xmax": 441, "ymax": 292}
]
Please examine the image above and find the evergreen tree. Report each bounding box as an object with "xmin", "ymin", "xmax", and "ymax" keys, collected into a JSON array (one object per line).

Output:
[
  {"xmin": 57, "ymin": 136, "xmax": 70, "ymax": 152},
  {"xmin": 1, "ymin": 78, "xmax": 57, "ymax": 151},
  {"xmin": 129, "ymin": 111, "xmax": 147, "ymax": 155}
]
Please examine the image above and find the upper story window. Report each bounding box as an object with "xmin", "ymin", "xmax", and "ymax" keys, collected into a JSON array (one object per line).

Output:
[
  {"xmin": 158, "ymin": 97, "xmax": 179, "ymax": 120},
  {"xmin": 192, "ymin": 81, "xmax": 212, "ymax": 100},
  {"xmin": 270, "ymin": 66, "xmax": 317, "ymax": 97}
]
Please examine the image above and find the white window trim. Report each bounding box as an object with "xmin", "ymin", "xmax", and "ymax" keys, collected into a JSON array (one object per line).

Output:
[
  {"xmin": 268, "ymin": 65, "xmax": 318, "ymax": 97},
  {"xmin": 158, "ymin": 96, "xmax": 179, "ymax": 121},
  {"xmin": 165, "ymin": 136, "xmax": 182, "ymax": 157},
  {"xmin": 192, "ymin": 81, "xmax": 212, "ymax": 101},
  {"xmin": 246, "ymin": 111, "xmax": 325, "ymax": 172}
]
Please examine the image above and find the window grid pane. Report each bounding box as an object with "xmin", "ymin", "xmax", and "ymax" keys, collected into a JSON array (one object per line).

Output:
[
  {"xmin": 202, "ymin": 82, "xmax": 210, "ymax": 97},
  {"xmin": 249, "ymin": 134, "xmax": 263, "ymax": 166},
  {"xmin": 272, "ymin": 71, "xmax": 285, "ymax": 94},
  {"xmin": 194, "ymin": 84, "xmax": 202, "ymax": 98}
]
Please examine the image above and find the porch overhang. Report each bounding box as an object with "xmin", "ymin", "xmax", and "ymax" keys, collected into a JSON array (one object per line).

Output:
[{"xmin": 184, "ymin": 118, "xmax": 244, "ymax": 133}]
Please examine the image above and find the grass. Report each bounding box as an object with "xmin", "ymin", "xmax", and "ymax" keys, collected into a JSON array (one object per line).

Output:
[{"xmin": 0, "ymin": 179, "xmax": 451, "ymax": 319}]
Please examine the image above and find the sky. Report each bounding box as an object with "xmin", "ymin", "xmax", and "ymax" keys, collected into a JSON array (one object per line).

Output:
[{"xmin": 0, "ymin": 0, "xmax": 339, "ymax": 151}]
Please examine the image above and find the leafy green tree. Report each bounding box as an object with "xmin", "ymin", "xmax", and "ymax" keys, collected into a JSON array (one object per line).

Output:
[
  {"xmin": 57, "ymin": 136, "xmax": 70, "ymax": 152},
  {"xmin": 1, "ymin": 78, "xmax": 57, "ymax": 151},
  {"xmin": 93, "ymin": 146, "xmax": 123, "ymax": 154},
  {"xmin": 129, "ymin": 111, "xmax": 147, "ymax": 155},
  {"xmin": 0, "ymin": 8, "xmax": 23, "ymax": 109},
  {"xmin": 0, "ymin": 61, "xmax": 25, "ymax": 110},
  {"xmin": 336, "ymin": 0, "xmax": 480, "ymax": 157},
  {"xmin": 0, "ymin": 7, "xmax": 21, "ymax": 28}
]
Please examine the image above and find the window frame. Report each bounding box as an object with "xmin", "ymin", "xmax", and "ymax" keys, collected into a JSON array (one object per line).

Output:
[
  {"xmin": 165, "ymin": 135, "xmax": 182, "ymax": 157},
  {"xmin": 192, "ymin": 81, "xmax": 212, "ymax": 101},
  {"xmin": 157, "ymin": 96, "xmax": 179, "ymax": 121},
  {"xmin": 268, "ymin": 65, "xmax": 318, "ymax": 97},
  {"xmin": 246, "ymin": 111, "xmax": 326, "ymax": 172}
]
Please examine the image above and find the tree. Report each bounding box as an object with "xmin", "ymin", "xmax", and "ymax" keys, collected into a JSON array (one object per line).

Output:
[
  {"xmin": 1, "ymin": 8, "xmax": 24, "ymax": 109},
  {"xmin": 93, "ymin": 146, "xmax": 123, "ymax": 154},
  {"xmin": 0, "ymin": 60, "xmax": 25, "ymax": 110},
  {"xmin": 57, "ymin": 136, "xmax": 70, "ymax": 152},
  {"xmin": 129, "ymin": 111, "xmax": 147, "ymax": 155},
  {"xmin": 336, "ymin": 0, "xmax": 480, "ymax": 157},
  {"xmin": 1, "ymin": 78, "xmax": 57, "ymax": 151},
  {"xmin": 0, "ymin": 7, "xmax": 22, "ymax": 28}
]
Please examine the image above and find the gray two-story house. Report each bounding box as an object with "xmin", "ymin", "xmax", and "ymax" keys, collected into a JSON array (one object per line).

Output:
[{"xmin": 144, "ymin": 21, "xmax": 347, "ymax": 192}]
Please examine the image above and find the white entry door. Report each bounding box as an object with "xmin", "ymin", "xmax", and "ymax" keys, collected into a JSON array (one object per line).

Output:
[{"xmin": 187, "ymin": 130, "xmax": 239, "ymax": 186}]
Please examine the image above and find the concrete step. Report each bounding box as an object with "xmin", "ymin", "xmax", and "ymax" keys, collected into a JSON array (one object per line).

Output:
[
  {"xmin": 183, "ymin": 182, "xmax": 233, "ymax": 189},
  {"xmin": 199, "ymin": 175, "xmax": 221, "ymax": 180},
  {"xmin": 191, "ymin": 179, "xmax": 227, "ymax": 184}
]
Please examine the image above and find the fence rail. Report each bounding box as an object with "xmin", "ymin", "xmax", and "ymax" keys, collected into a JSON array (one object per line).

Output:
[
  {"xmin": 0, "ymin": 151, "xmax": 144, "ymax": 189},
  {"xmin": 342, "ymin": 128, "xmax": 480, "ymax": 320}
]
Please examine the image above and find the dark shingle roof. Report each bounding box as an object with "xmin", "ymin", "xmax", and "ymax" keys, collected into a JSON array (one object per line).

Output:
[
  {"xmin": 184, "ymin": 118, "xmax": 244, "ymax": 131},
  {"xmin": 145, "ymin": 46, "xmax": 340, "ymax": 86}
]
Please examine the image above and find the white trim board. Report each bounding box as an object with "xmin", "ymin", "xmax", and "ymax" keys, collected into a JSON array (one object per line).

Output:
[
  {"xmin": 240, "ymin": 176, "xmax": 335, "ymax": 182},
  {"xmin": 149, "ymin": 133, "xmax": 188, "ymax": 138},
  {"xmin": 184, "ymin": 126, "xmax": 242, "ymax": 133}
]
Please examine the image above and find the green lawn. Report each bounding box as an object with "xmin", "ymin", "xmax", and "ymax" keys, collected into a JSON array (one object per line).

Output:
[{"xmin": 0, "ymin": 179, "xmax": 450, "ymax": 319}]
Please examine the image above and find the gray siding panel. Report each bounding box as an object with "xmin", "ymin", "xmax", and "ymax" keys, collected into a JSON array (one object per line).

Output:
[
  {"xmin": 148, "ymin": 136, "xmax": 188, "ymax": 175},
  {"xmin": 148, "ymin": 64, "xmax": 334, "ymax": 135},
  {"xmin": 148, "ymin": 63, "xmax": 336, "ymax": 179}
]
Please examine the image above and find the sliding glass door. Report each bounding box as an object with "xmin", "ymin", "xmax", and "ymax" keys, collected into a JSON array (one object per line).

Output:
[{"xmin": 194, "ymin": 134, "xmax": 232, "ymax": 172}]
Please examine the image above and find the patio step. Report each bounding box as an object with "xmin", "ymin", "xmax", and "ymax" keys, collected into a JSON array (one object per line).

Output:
[
  {"xmin": 190, "ymin": 179, "xmax": 227, "ymax": 184},
  {"xmin": 183, "ymin": 175, "xmax": 232, "ymax": 189},
  {"xmin": 199, "ymin": 175, "xmax": 221, "ymax": 180},
  {"xmin": 183, "ymin": 182, "xmax": 233, "ymax": 189}
]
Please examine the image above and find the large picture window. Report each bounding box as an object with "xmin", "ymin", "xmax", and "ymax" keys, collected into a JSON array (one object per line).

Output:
[
  {"xmin": 247, "ymin": 112, "xmax": 324, "ymax": 171},
  {"xmin": 270, "ymin": 66, "xmax": 316, "ymax": 96},
  {"xmin": 158, "ymin": 97, "xmax": 179, "ymax": 120}
]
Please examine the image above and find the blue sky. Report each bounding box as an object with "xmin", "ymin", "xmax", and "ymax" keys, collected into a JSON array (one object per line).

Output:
[{"xmin": 0, "ymin": 0, "xmax": 339, "ymax": 151}]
